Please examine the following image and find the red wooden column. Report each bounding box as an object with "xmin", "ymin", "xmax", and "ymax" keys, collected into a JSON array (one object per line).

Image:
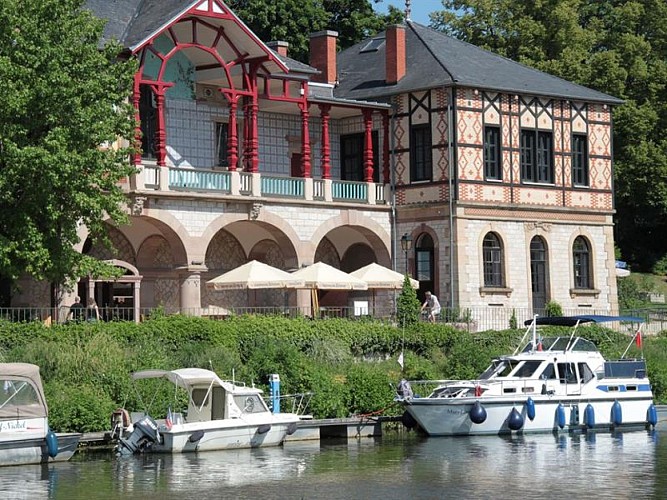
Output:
[
  {"xmin": 363, "ymin": 109, "xmax": 374, "ymax": 182},
  {"xmin": 242, "ymin": 97, "xmax": 250, "ymax": 171},
  {"xmin": 227, "ymin": 94, "xmax": 238, "ymax": 171},
  {"xmin": 132, "ymin": 76, "xmax": 142, "ymax": 166},
  {"xmin": 319, "ymin": 104, "xmax": 331, "ymax": 179},
  {"xmin": 153, "ymin": 83, "xmax": 172, "ymax": 167},
  {"xmin": 249, "ymin": 97, "xmax": 259, "ymax": 173},
  {"xmin": 300, "ymin": 100, "xmax": 312, "ymax": 178},
  {"xmin": 382, "ymin": 110, "xmax": 390, "ymax": 184}
]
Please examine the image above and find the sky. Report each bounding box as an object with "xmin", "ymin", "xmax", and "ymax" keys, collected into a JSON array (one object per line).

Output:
[{"xmin": 373, "ymin": 0, "xmax": 444, "ymax": 25}]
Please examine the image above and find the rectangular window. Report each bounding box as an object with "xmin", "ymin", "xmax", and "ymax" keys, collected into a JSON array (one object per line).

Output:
[
  {"xmin": 572, "ymin": 134, "xmax": 588, "ymax": 186},
  {"xmin": 139, "ymin": 84, "xmax": 157, "ymax": 160},
  {"xmin": 410, "ymin": 124, "xmax": 432, "ymax": 182},
  {"xmin": 484, "ymin": 126, "xmax": 502, "ymax": 180},
  {"xmin": 215, "ymin": 122, "xmax": 229, "ymax": 168},
  {"xmin": 521, "ymin": 130, "xmax": 553, "ymax": 183},
  {"xmin": 340, "ymin": 132, "xmax": 379, "ymax": 182}
]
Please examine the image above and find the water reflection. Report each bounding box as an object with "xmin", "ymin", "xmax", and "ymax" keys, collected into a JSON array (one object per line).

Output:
[{"xmin": 0, "ymin": 430, "xmax": 661, "ymax": 499}]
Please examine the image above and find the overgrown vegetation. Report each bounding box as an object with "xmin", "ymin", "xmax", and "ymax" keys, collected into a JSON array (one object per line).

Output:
[{"xmin": 0, "ymin": 315, "xmax": 663, "ymax": 433}]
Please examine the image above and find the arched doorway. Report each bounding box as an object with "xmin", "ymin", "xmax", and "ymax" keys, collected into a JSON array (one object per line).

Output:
[
  {"xmin": 78, "ymin": 260, "xmax": 142, "ymax": 322},
  {"xmin": 530, "ymin": 236, "xmax": 549, "ymax": 313}
]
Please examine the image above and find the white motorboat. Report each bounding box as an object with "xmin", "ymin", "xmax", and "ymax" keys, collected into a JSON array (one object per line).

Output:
[
  {"xmin": 117, "ymin": 368, "xmax": 301, "ymax": 455},
  {"xmin": 397, "ymin": 315, "xmax": 658, "ymax": 436},
  {"xmin": 0, "ymin": 363, "xmax": 81, "ymax": 466}
]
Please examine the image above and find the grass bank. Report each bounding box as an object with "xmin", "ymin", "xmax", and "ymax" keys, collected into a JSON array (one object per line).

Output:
[{"xmin": 0, "ymin": 316, "xmax": 663, "ymax": 433}]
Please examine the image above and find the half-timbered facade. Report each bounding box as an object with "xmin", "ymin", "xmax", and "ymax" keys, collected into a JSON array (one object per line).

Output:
[{"xmin": 336, "ymin": 21, "xmax": 622, "ymax": 315}]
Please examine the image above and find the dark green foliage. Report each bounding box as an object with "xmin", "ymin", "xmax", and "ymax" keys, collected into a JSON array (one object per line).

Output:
[
  {"xmin": 1, "ymin": 315, "xmax": 665, "ymax": 433},
  {"xmin": 617, "ymin": 277, "xmax": 650, "ymax": 310},
  {"xmin": 396, "ymin": 275, "xmax": 421, "ymax": 327},
  {"xmin": 544, "ymin": 301, "xmax": 563, "ymax": 317},
  {"xmin": 0, "ymin": 0, "xmax": 137, "ymax": 285}
]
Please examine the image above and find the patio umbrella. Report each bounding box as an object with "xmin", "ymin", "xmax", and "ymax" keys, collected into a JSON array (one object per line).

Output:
[
  {"xmin": 350, "ymin": 262, "xmax": 419, "ymax": 316},
  {"xmin": 350, "ymin": 263, "xmax": 419, "ymax": 290},
  {"xmin": 292, "ymin": 262, "xmax": 368, "ymax": 318},
  {"xmin": 291, "ymin": 262, "xmax": 368, "ymax": 290},
  {"xmin": 206, "ymin": 260, "xmax": 305, "ymax": 290}
]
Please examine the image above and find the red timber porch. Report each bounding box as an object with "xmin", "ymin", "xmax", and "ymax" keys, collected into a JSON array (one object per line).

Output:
[{"xmin": 127, "ymin": 0, "xmax": 391, "ymax": 206}]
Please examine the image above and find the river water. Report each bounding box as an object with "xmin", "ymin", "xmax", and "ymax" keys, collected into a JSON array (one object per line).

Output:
[{"xmin": 0, "ymin": 429, "xmax": 664, "ymax": 499}]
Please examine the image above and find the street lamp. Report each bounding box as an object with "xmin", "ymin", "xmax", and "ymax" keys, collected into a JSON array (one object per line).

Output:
[{"xmin": 400, "ymin": 233, "xmax": 412, "ymax": 274}]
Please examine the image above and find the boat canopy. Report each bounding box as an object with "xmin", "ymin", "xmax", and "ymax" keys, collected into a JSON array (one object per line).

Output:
[
  {"xmin": 131, "ymin": 368, "xmax": 260, "ymax": 394},
  {"xmin": 523, "ymin": 315, "xmax": 644, "ymax": 327},
  {"xmin": 0, "ymin": 363, "xmax": 48, "ymax": 419}
]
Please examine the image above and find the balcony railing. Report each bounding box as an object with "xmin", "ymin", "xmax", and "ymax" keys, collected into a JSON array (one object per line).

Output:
[{"xmin": 134, "ymin": 165, "xmax": 388, "ymax": 206}]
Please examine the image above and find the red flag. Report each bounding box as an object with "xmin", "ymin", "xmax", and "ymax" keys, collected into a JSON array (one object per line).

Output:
[{"xmin": 635, "ymin": 330, "xmax": 642, "ymax": 348}]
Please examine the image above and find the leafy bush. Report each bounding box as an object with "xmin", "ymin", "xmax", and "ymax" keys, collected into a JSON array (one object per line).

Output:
[
  {"xmin": 544, "ymin": 300, "xmax": 563, "ymax": 317},
  {"xmin": 396, "ymin": 275, "xmax": 420, "ymax": 327}
]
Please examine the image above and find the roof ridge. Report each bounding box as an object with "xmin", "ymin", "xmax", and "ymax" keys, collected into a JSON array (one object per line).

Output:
[{"xmin": 407, "ymin": 21, "xmax": 457, "ymax": 84}]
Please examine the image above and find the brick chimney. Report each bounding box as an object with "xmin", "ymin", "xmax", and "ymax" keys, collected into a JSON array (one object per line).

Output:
[
  {"xmin": 267, "ymin": 40, "xmax": 289, "ymax": 58},
  {"xmin": 309, "ymin": 30, "xmax": 338, "ymax": 85},
  {"xmin": 386, "ymin": 24, "xmax": 406, "ymax": 85}
]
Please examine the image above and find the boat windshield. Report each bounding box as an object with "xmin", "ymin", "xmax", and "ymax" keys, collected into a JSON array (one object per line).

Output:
[
  {"xmin": 509, "ymin": 360, "xmax": 543, "ymax": 378},
  {"xmin": 522, "ymin": 337, "xmax": 572, "ymax": 353},
  {"xmin": 479, "ymin": 359, "xmax": 519, "ymax": 379},
  {"xmin": 0, "ymin": 380, "xmax": 41, "ymax": 412},
  {"xmin": 571, "ymin": 338, "xmax": 598, "ymax": 352}
]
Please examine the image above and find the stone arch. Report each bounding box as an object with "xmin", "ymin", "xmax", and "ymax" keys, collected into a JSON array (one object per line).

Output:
[
  {"xmin": 314, "ymin": 237, "xmax": 340, "ymax": 268},
  {"xmin": 310, "ymin": 213, "xmax": 391, "ymax": 268},
  {"xmin": 136, "ymin": 235, "xmax": 175, "ymax": 268},
  {"xmin": 341, "ymin": 243, "xmax": 376, "ymax": 272}
]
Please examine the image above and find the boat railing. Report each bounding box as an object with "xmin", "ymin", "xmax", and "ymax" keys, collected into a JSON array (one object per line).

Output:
[{"xmin": 265, "ymin": 392, "xmax": 313, "ymax": 416}]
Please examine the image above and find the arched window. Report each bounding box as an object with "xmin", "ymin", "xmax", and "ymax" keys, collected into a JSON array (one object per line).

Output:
[
  {"xmin": 573, "ymin": 236, "xmax": 592, "ymax": 289},
  {"xmin": 483, "ymin": 233, "xmax": 504, "ymax": 287}
]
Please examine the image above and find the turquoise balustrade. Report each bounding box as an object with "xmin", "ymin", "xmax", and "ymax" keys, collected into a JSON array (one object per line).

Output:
[
  {"xmin": 168, "ymin": 168, "xmax": 231, "ymax": 192},
  {"xmin": 261, "ymin": 176, "xmax": 305, "ymax": 198},
  {"xmin": 332, "ymin": 180, "xmax": 368, "ymax": 202}
]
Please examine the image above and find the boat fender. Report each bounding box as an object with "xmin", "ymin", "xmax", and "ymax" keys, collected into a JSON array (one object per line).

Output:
[
  {"xmin": 556, "ymin": 404, "xmax": 566, "ymax": 429},
  {"xmin": 647, "ymin": 404, "xmax": 658, "ymax": 427},
  {"xmin": 611, "ymin": 400, "xmax": 623, "ymax": 427},
  {"xmin": 525, "ymin": 397, "xmax": 536, "ymax": 421},
  {"xmin": 401, "ymin": 411, "xmax": 418, "ymax": 429},
  {"xmin": 257, "ymin": 424, "xmax": 271, "ymax": 435},
  {"xmin": 469, "ymin": 401, "xmax": 487, "ymax": 425},
  {"xmin": 46, "ymin": 429, "xmax": 59, "ymax": 458},
  {"xmin": 507, "ymin": 407, "xmax": 524, "ymax": 431},
  {"xmin": 584, "ymin": 403, "xmax": 595, "ymax": 429},
  {"xmin": 286, "ymin": 422, "xmax": 298, "ymax": 435},
  {"xmin": 188, "ymin": 430, "xmax": 205, "ymax": 443}
]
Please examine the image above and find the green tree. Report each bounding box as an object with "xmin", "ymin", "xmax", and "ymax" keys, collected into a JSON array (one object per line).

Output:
[
  {"xmin": 431, "ymin": 0, "xmax": 667, "ymax": 271},
  {"xmin": 396, "ymin": 275, "xmax": 420, "ymax": 327},
  {"xmin": 229, "ymin": 0, "xmax": 402, "ymax": 62},
  {"xmin": 0, "ymin": 0, "xmax": 136, "ymax": 300}
]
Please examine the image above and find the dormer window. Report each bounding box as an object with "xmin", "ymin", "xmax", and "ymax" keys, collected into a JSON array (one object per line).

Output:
[{"xmin": 360, "ymin": 37, "xmax": 385, "ymax": 53}]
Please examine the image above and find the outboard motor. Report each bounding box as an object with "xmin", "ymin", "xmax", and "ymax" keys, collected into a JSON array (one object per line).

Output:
[
  {"xmin": 396, "ymin": 379, "xmax": 413, "ymax": 399},
  {"xmin": 116, "ymin": 415, "xmax": 160, "ymax": 456}
]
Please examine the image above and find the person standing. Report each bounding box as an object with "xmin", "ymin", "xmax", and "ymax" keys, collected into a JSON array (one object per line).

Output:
[
  {"xmin": 420, "ymin": 291, "xmax": 441, "ymax": 323},
  {"xmin": 69, "ymin": 296, "xmax": 84, "ymax": 322}
]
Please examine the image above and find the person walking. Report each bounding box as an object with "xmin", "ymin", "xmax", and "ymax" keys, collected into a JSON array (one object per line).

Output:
[
  {"xmin": 420, "ymin": 291, "xmax": 441, "ymax": 323},
  {"xmin": 69, "ymin": 296, "xmax": 84, "ymax": 322}
]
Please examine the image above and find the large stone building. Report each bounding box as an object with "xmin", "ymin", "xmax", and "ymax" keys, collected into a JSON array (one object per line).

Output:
[{"xmin": 12, "ymin": 1, "xmax": 622, "ymax": 324}]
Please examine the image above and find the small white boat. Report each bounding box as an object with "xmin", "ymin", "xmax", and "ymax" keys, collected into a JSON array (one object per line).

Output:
[
  {"xmin": 397, "ymin": 315, "xmax": 658, "ymax": 436},
  {"xmin": 0, "ymin": 363, "xmax": 81, "ymax": 466},
  {"xmin": 117, "ymin": 368, "xmax": 301, "ymax": 455}
]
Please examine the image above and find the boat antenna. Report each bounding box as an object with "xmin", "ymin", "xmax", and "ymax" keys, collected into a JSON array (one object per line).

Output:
[{"xmin": 531, "ymin": 314, "xmax": 537, "ymax": 353}]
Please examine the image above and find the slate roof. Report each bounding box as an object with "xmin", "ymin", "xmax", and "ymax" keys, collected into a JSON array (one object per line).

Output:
[
  {"xmin": 335, "ymin": 21, "xmax": 623, "ymax": 105},
  {"xmin": 86, "ymin": 0, "xmax": 315, "ymax": 74},
  {"xmin": 86, "ymin": 0, "xmax": 194, "ymax": 50}
]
